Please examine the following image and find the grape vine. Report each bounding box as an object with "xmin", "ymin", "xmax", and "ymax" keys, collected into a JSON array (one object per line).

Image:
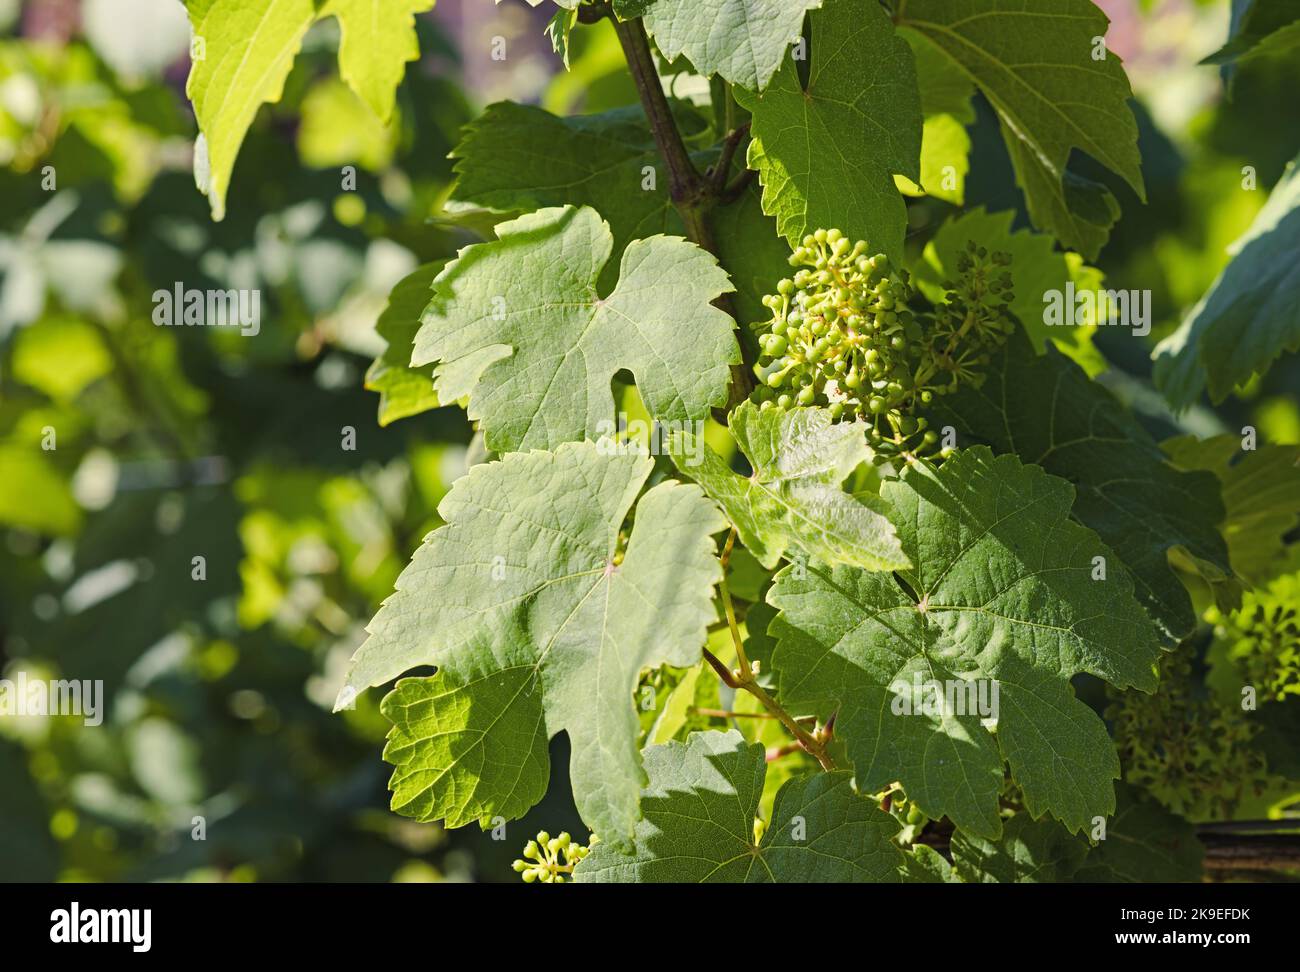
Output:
[{"xmin": 168, "ymin": 0, "xmax": 1299, "ymax": 884}]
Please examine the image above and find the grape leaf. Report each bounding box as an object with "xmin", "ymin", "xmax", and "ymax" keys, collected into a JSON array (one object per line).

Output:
[
  {"xmin": 1163, "ymin": 434, "xmax": 1300, "ymax": 587},
  {"xmin": 185, "ymin": 0, "xmax": 432, "ymax": 220},
  {"xmin": 1153, "ymin": 150, "xmax": 1300, "ymax": 409},
  {"xmin": 896, "ymin": 31, "xmax": 975, "ymax": 205},
  {"xmin": 667, "ymin": 402, "xmax": 908, "ymax": 572},
  {"xmin": 1073, "ymin": 783, "xmax": 1203, "ymax": 882},
  {"xmin": 448, "ymin": 101, "xmax": 788, "ymax": 323},
  {"xmin": 910, "ymin": 207, "xmax": 1106, "ymax": 376},
  {"xmin": 928, "ymin": 330, "xmax": 1231, "ymax": 643},
  {"xmin": 768, "ymin": 447, "xmax": 1161, "ymax": 838},
  {"xmin": 1202, "ymin": 0, "xmax": 1300, "ymax": 68},
  {"xmin": 905, "ymin": 843, "xmax": 960, "ymax": 882},
  {"xmin": 321, "ymin": 1, "xmax": 434, "ymax": 123},
  {"xmin": 951, "ymin": 813, "xmax": 1089, "ymax": 883},
  {"xmin": 343, "ymin": 442, "xmax": 726, "ymax": 848},
  {"xmin": 365, "ymin": 262, "xmax": 442, "ymax": 426},
  {"xmin": 410, "ymin": 206, "xmax": 739, "ymax": 454},
  {"xmin": 544, "ymin": 7, "xmax": 579, "ymax": 69},
  {"xmin": 574, "ymin": 729, "xmax": 905, "ymax": 881},
  {"xmin": 897, "ymin": 0, "xmax": 1146, "ymax": 258},
  {"xmin": 186, "ymin": 0, "xmax": 318, "ymax": 221},
  {"xmin": 733, "ymin": 0, "xmax": 921, "ymax": 260},
  {"xmin": 619, "ymin": 0, "xmax": 823, "ymax": 93}
]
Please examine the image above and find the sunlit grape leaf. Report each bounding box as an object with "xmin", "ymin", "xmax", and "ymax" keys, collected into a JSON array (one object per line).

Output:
[
  {"xmin": 449, "ymin": 101, "xmax": 788, "ymax": 323},
  {"xmin": 186, "ymin": 0, "xmax": 319, "ymax": 221},
  {"xmin": 320, "ymin": 1, "xmax": 434, "ymax": 123},
  {"xmin": 896, "ymin": 31, "xmax": 974, "ymax": 205},
  {"xmin": 1073, "ymin": 783, "xmax": 1203, "ymax": 882},
  {"xmin": 619, "ymin": 0, "xmax": 822, "ymax": 92},
  {"xmin": 410, "ymin": 205, "xmax": 739, "ymax": 454},
  {"xmin": 185, "ymin": 0, "xmax": 431, "ymax": 219},
  {"xmin": 574, "ymin": 729, "xmax": 905, "ymax": 881},
  {"xmin": 1164, "ymin": 434, "xmax": 1300, "ymax": 587},
  {"xmin": 897, "ymin": 0, "xmax": 1145, "ymax": 258},
  {"xmin": 1153, "ymin": 150, "xmax": 1300, "ymax": 409},
  {"xmin": 365, "ymin": 262, "xmax": 443, "ymax": 426},
  {"xmin": 733, "ymin": 0, "xmax": 921, "ymax": 260},
  {"xmin": 345, "ymin": 442, "xmax": 726, "ymax": 848},
  {"xmin": 768, "ymin": 447, "xmax": 1161, "ymax": 838},
  {"xmin": 929, "ymin": 330, "xmax": 1231, "ymax": 643},
  {"xmin": 951, "ymin": 813, "xmax": 1089, "ymax": 883},
  {"xmin": 911, "ymin": 207, "xmax": 1106, "ymax": 376},
  {"xmin": 667, "ymin": 402, "xmax": 907, "ymax": 572}
]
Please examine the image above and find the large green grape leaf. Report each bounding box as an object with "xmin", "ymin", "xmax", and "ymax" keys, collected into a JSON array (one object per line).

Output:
[
  {"xmin": 768, "ymin": 447, "xmax": 1161, "ymax": 838},
  {"xmin": 733, "ymin": 0, "xmax": 921, "ymax": 260},
  {"xmin": 951, "ymin": 812, "xmax": 1089, "ymax": 883},
  {"xmin": 1153, "ymin": 151, "xmax": 1300, "ymax": 409},
  {"xmin": 185, "ymin": 0, "xmax": 431, "ymax": 220},
  {"xmin": 1163, "ymin": 434, "xmax": 1300, "ymax": 587},
  {"xmin": 448, "ymin": 101, "xmax": 789, "ymax": 324},
  {"xmin": 618, "ymin": 0, "xmax": 823, "ymax": 92},
  {"xmin": 910, "ymin": 208, "xmax": 1106, "ymax": 376},
  {"xmin": 574, "ymin": 729, "xmax": 906, "ymax": 881},
  {"xmin": 897, "ymin": 0, "xmax": 1145, "ymax": 258},
  {"xmin": 342, "ymin": 442, "xmax": 726, "ymax": 848},
  {"xmin": 364, "ymin": 262, "xmax": 442, "ymax": 426},
  {"xmin": 1073, "ymin": 783, "xmax": 1203, "ymax": 882},
  {"xmin": 451, "ymin": 103, "xmax": 681, "ymax": 265},
  {"xmin": 410, "ymin": 206, "xmax": 739, "ymax": 454},
  {"xmin": 928, "ymin": 330, "xmax": 1231, "ymax": 643},
  {"xmin": 667, "ymin": 402, "xmax": 907, "ymax": 572}
]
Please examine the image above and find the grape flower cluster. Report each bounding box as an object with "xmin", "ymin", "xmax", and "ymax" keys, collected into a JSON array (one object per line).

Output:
[
  {"xmin": 512, "ymin": 830, "xmax": 596, "ymax": 883},
  {"xmin": 1107, "ymin": 643, "xmax": 1272, "ymax": 819},
  {"xmin": 749, "ymin": 229, "xmax": 1017, "ymax": 459}
]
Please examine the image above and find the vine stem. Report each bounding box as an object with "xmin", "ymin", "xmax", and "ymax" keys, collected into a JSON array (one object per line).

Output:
[
  {"xmin": 609, "ymin": 12, "xmax": 755, "ymax": 405},
  {"xmin": 705, "ymin": 529, "xmax": 838, "ymax": 771},
  {"xmin": 611, "ymin": 15, "xmax": 706, "ymax": 218}
]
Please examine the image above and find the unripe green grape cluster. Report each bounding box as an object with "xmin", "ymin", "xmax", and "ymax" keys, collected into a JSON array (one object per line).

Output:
[
  {"xmin": 749, "ymin": 230, "xmax": 1016, "ymax": 459},
  {"xmin": 512, "ymin": 830, "xmax": 596, "ymax": 883}
]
